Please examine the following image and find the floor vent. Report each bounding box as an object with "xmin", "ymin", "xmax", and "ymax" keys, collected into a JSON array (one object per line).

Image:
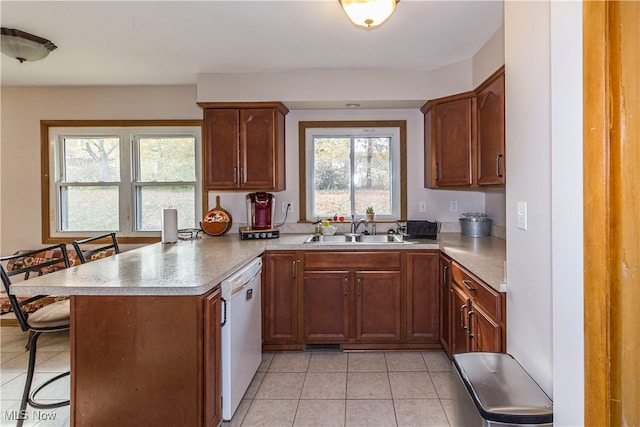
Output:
[{"xmin": 304, "ymin": 343, "xmax": 342, "ymax": 352}]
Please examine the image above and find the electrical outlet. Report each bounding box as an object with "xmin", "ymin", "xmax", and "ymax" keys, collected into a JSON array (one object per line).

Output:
[
  {"xmin": 281, "ymin": 201, "xmax": 293, "ymax": 213},
  {"xmin": 450, "ymin": 200, "xmax": 458, "ymax": 212},
  {"xmin": 419, "ymin": 201, "xmax": 427, "ymax": 213}
]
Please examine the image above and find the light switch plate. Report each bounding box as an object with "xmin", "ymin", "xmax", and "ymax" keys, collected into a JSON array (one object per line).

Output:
[
  {"xmin": 419, "ymin": 201, "xmax": 427, "ymax": 213},
  {"xmin": 450, "ymin": 201, "xmax": 458, "ymax": 212},
  {"xmin": 517, "ymin": 201, "xmax": 528, "ymax": 230}
]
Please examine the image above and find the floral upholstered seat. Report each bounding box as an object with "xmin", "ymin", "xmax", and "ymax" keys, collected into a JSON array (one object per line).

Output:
[{"xmin": 0, "ymin": 248, "xmax": 80, "ymax": 316}]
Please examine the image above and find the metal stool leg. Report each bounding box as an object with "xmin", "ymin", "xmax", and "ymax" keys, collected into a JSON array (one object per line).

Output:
[
  {"xmin": 16, "ymin": 330, "xmax": 70, "ymax": 427},
  {"xmin": 17, "ymin": 331, "xmax": 40, "ymax": 427}
]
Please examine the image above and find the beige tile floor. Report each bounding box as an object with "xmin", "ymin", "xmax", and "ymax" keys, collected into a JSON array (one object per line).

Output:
[
  {"xmin": 0, "ymin": 326, "xmax": 456, "ymax": 427},
  {"xmin": 1, "ymin": 326, "xmax": 70, "ymax": 426},
  {"xmin": 225, "ymin": 351, "xmax": 456, "ymax": 427}
]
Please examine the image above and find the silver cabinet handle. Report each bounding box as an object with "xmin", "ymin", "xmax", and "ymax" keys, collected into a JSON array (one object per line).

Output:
[
  {"xmin": 356, "ymin": 277, "xmax": 361, "ymax": 297},
  {"xmin": 240, "ymin": 167, "xmax": 245, "ymax": 184},
  {"xmin": 496, "ymin": 154, "xmax": 504, "ymax": 177},
  {"xmin": 344, "ymin": 277, "xmax": 348, "ymax": 296},
  {"xmin": 292, "ymin": 260, "xmax": 296, "ymax": 279},
  {"xmin": 233, "ymin": 167, "xmax": 238, "ymax": 184},
  {"xmin": 461, "ymin": 280, "xmax": 476, "ymax": 291},
  {"xmin": 460, "ymin": 304, "xmax": 468, "ymax": 330},
  {"xmin": 467, "ymin": 310, "xmax": 474, "ymax": 338},
  {"xmin": 443, "ymin": 265, "xmax": 449, "ymax": 288}
]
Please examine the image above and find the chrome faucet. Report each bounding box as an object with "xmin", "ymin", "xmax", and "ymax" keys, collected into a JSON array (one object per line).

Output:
[{"xmin": 350, "ymin": 216, "xmax": 369, "ymax": 234}]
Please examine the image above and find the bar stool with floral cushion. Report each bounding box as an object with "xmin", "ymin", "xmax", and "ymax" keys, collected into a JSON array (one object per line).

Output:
[{"xmin": 0, "ymin": 243, "xmax": 75, "ymax": 426}]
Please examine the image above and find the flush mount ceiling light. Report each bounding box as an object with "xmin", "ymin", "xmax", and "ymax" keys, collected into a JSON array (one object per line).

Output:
[
  {"xmin": 339, "ymin": 0, "xmax": 399, "ymax": 29},
  {"xmin": 1, "ymin": 28, "xmax": 57, "ymax": 63}
]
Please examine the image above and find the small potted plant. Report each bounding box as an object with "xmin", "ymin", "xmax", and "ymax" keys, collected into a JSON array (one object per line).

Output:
[{"xmin": 365, "ymin": 206, "xmax": 375, "ymax": 221}]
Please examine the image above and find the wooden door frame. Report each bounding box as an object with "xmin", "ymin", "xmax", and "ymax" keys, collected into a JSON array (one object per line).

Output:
[{"xmin": 583, "ymin": 1, "xmax": 639, "ymax": 425}]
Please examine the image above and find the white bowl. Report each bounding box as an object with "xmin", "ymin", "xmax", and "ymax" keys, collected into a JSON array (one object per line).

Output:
[{"xmin": 322, "ymin": 225, "xmax": 337, "ymax": 235}]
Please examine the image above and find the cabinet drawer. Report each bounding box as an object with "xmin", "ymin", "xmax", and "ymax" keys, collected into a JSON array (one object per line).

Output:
[
  {"xmin": 451, "ymin": 261, "xmax": 502, "ymax": 321},
  {"xmin": 304, "ymin": 251, "xmax": 401, "ymax": 270}
]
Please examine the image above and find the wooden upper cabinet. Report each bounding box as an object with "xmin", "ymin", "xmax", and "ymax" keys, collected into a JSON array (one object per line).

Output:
[
  {"xmin": 422, "ymin": 93, "xmax": 476, "ymax": 188},
  {"xmin": 422, "ymin": 66, "xmax": 505, "ymax": 188},
  {"xmin": 476, "ymin": 66, "xmax": 505, "ymax": 186},
  {"xmin": 199, "ymin": 102, "xmax": 288, "ymax": 191}
]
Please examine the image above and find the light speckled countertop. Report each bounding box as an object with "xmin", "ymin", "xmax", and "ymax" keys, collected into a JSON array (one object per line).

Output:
[{"xmin": 11, "ymin": 232, "xmax": 505, "ymax": 297}]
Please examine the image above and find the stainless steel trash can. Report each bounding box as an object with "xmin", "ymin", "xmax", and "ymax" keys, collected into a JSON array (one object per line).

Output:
[{"xmin": 452, "ymin": 352, "xmax": 553, "ymax": 426}]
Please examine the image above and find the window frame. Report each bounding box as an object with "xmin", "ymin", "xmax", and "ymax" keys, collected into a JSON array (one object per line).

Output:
[
  {"xmin": 41, "ymin": 120, "xmax": 203, "ymax": 244},
  {"xmin": 298, "ymin": 120, "xmax": 407, "ymax": 222}
]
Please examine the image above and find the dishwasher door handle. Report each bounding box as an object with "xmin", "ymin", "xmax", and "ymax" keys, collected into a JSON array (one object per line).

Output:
[{"xmin": 220, "ymin": 297, "xmax": 228, "ymax": 327}]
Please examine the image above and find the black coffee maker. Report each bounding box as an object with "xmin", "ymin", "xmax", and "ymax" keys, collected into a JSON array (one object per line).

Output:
[{"xmin": 246, "ymin": 192, "xmax": 275, "ymax": 230}]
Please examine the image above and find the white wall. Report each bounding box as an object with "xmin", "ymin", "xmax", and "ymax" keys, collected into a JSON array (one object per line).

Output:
[
  {"xmin": 472, "ymin": 25, "xmax": 505, "ymax": 87},
  {"xmin": 505, "ymin": 0, "xmax": 554, "ymax": 396},
  {"xmin": 197, "ymin": 70, "xmax": 433, "ymax": 109},
  {"xmin": 550, "ymin": 2, "xmax": 584, "ymax": 425},
  {"xmin": 505, "ymin": 2, "xmax": 585, "ymax": 425},
  {"xmin": 0, "ymin": 86, "xmax": 201, "ymax": 254}
]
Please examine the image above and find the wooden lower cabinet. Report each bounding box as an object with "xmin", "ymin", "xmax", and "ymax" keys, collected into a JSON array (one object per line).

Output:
[
  {"xmin": 302, "ymin": 252, "xmax": 403, "ymax": 345},
  {"xmin": 262, "ymin": 249, "xmax": 504, "ymax": 353},
  {"xmin": 303, "ymin": 271, "xmax": 350, "ymax": 342},
  {"xmin": 439, "ymin": 254, "xmax": 452, "ymax": 354},
  {"xmin": 449, "ymin": 261, "xmax": 505, "ymax": 355},
  {"xmin": 204, "ymin": 289, "xmax": 222, "ymax": 427},
  {"xmin": 450, "ymin": 282, "xmax": 472, "ymax": 355},
  {"xmin": 405, "ymin": 251, "xmax": 440, "ymax": 344},
  {"xmin": 355, "ymin": 271, "xmax": 402, "ymax": 343},
  {"xmin": 262, "ymin": 251, "xmax": 300, "ymax": 349},
  {"xmin": 70, "ymin": 289, "xmax": 221, "ymax": 427},
  {"xmin": 469, "ymin": 303, "xmax": 502, "ymax": 352}
]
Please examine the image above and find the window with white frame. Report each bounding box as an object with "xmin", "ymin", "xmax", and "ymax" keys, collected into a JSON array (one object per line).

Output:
[
  {"xmin": 47, "ymin": 125, "xmax": 201, "ymax": 239},
  {"xmin": 303, "ymin": 124, "xmax": 403, "ymax": 221}
]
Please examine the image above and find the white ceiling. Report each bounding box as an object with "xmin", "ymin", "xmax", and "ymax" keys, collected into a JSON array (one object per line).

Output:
[{"xmin": 0, "ymin": 1, "xmax": 503, "ymax": 87}]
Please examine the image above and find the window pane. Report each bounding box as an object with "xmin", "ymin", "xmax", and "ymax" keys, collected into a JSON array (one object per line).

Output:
[
  {"xmin": 313, "ymin": 137, "xmax": 351, "ymax": 216},
  {"xmin": 63, "ymin": 137, "xmax": 120, "ymax": 182},
  {"xmin": 138, "ymin": 137, "xmax": 196, "ymax": 182},
  {"xmin": 60, "ymin": 186, "xmax": 119, "ymax": 231},
  {"xmin": 136, "ymin": 186, "xmax": 195, "ymax": 231},
  {"xmin": 354, "ymin": 137, "xmax": 392, "ymax": 214}
]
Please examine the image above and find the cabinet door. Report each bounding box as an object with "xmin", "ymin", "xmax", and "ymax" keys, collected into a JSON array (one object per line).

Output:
[
  {"xmin": 204, "ymin": 288, "xmax": 222, "ymax": 427},
  {"xmin": 203, "ymin": 109, "xmax": 239, "ymax": 190},
  {"xmin": 355, "ymin": 271, "xmax": 402, "ymax": 343},
  {"xmin": 439, "ymin": 255, "xmax": 452, "ymax": 356},
  {"xmin": 450, "ymin": 284, "xmax": 470, "ymax": 354},
  {"xmin": 433, "ymin": 97, "xmax": 474, "ymax": 186},
  {"xmin": 263, "ymin": 252, "xmax": 298, "ymax": 343},
  {"xmin": 240, "ymin": 109, "xmax": 283, "ymax": 190},
  {"xmin": 477, "ymin": 69, "xmax": 505, "ymax": 185},
  {"xmin": 303, "ymin": 271, "xmax": 350, "ymax": 342},
  {"xmin": 406, "ymin": 252, "xmax": 440, "ymax": 343},
  {"xmin": 469, "ymin": 304, "xmax": 502, "ymax": 353}
]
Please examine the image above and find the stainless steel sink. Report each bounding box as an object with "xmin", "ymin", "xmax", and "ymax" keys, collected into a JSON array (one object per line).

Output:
[
  {"xmin": 357, "ymin": 234, "xmax": 404, "ymax": 243},
  {"xmin": 303, "ymin": 234, "xmax": 404, "ymax": 244}
]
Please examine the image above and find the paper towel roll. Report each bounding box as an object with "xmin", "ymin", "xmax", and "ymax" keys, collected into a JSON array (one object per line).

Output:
[{"xmin": 162, "ymin": 209, "xmax": 178, "ymax": 243}]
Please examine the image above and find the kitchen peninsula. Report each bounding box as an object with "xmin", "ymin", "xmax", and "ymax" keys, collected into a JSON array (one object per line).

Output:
[{"xmin": 11, "ymin": 233, "xmax": 505, "ymax": 426}]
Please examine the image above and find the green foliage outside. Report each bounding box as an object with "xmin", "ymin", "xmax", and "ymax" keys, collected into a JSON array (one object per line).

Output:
[{"xmin": 313, "ymin": 136, "xmax": 391, "ymax": 216}]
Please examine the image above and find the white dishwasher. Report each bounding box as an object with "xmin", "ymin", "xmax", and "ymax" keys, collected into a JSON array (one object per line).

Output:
[{"xmin": 220, "ymin": 257, "xmax": 262, "ymax": 421}]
